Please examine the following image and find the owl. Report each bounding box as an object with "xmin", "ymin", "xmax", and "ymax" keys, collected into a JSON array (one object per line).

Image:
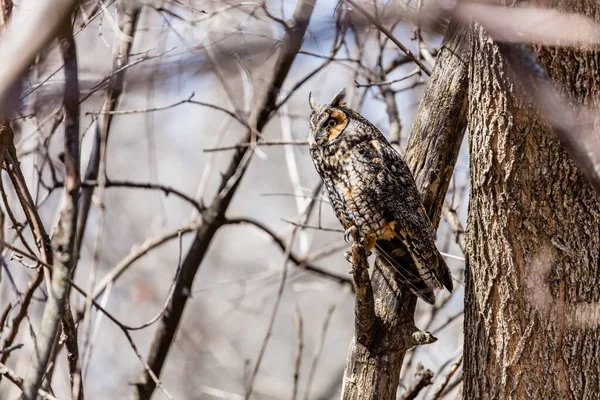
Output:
[{"xmin": 307, "ymin": 89, "xmax": 453, "ymax": 304}]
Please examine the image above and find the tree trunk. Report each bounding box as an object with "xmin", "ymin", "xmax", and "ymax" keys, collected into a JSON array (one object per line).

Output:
[{"xmin": 464, "ymin": 4, "xmax": 600, "ymax": 398}]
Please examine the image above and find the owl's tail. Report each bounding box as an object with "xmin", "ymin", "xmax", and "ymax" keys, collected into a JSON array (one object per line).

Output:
[
  {"xmin": 435, "ymin": 249, "xmax": 454, "ymax": 293},
  {"xmin": 375, "ymin": 238, "xmax": 437, "ymax": 305}
]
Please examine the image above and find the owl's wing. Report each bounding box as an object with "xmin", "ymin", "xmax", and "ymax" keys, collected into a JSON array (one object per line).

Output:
[
  {"xmin": 373, "ymin": 141, "xmax": 453, "ymax": 294},
  {"xmin": 323, "ymin": 177, "xmax": 351, "ymax": 229},
  {"xmin": 309, "ymin": 151, "xmax": 351, "ymax": 230}
]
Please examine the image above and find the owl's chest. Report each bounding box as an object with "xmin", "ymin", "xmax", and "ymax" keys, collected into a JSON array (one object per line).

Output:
[
  {"xmin": 314, "ymin": 149, "xmax": 366, "ymax": 189},
  {"xmin": 315, "ymin": 148, "xmax": 386, "ymax": 229}
]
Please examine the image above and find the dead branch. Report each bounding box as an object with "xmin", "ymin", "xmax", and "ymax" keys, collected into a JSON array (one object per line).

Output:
[
  {"xmin": 292, "ymin": 305, "xmax": 303, "ymax": 400},
  {"xmin": 342, "ymin": 0, "xmax": 431, "ymax": 76},
  {"xmin": 405, "ymin": 20, "xmax": 470, "ymax": 227},
  {"xmin": 21, "ymin": 14, "xmax": 82, "ymax": 400},
  {"xmin": 224, "ymin": 217, "xmax": 352, "ymax": 286},
  {"xmin": 398, "ymin": 363, "xmax": 434, "ymax": 400},
  {"xmin": 76, "ymin": 3, "xmax": 141, "ymax": 254},
  {"xmin": 204, "ymin": 140, "xmax": 308, "ymax": 152},
  {"xmin": 0, "ymin": 362, "xmax": 57, "ymax": 400},
  {"xmin": 58, "ymin": 21, "xmax": 84, "ymax": 400}
]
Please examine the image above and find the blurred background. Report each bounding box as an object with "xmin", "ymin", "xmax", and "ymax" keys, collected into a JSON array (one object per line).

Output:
[{"xmin": 0, "ymin": 0, "xmax": 467, "ymax": 398}]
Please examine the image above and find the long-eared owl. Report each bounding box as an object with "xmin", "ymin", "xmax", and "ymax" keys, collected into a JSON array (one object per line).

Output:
[{"xmin": 307, "ymin": 89, "xmax": 453, "ymax": 304}]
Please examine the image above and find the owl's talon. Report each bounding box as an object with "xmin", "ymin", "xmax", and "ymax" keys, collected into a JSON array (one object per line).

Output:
[
  {"xmin": 344, "ymin": 226, "xmax": 357, "ymax": 243},
  {"xmin": 365, "ymin": 250, "xmax": 372, "ymax": 257},
  {"xmin": 344, "ymin": 251, "xmax": 352, "ymax": 263}
]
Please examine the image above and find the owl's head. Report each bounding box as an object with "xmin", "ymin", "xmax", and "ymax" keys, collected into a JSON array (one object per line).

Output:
[{"xmin": 307, "ymin": 89, "xmax": 369, "ymax": 150}]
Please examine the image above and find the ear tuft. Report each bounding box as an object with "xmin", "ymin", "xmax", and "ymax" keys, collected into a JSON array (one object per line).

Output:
[
  {"xmin": 330, "ymin": 88, "xmax": 346, "ymax": 108},
  {"xmin": 309, "ymin": 92, "xmax": 317, "ymax": 110}
]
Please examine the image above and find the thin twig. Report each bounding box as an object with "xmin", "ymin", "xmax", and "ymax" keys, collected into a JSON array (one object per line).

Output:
[
  {"xmin": 355, "ymin": 67, "xmax": 421, "ymax": 87},
  {"xmin": 292, "ymin": 305, "xmax": 303, "ymax": 400},
  {"xmin": 204, "ymin": 140, "xmax": 307, "ymax": 153},
  {"xmin": 431, "ymin": 354, "xmax": 463, "ymax": 400},
  {"xmin": 342, "ymin": 0, "xmax": 431, "ymax": 75},
  {"xmin": 303, "ymin": 305, "xmax": 336, "ymax": 400},
  {"xmin": 442, "ymin": 205, "xmax": 466, "ymax": 253},
  {"xmin": 0, "ymin": 238, "xmax": 176, "ymax": 400},
  {"xmin": 0, "ymin": 362, "xmax": 58, "ymax": 400},
  {"xmin": 89, "ymin": 225, "xmax": 199, "ymax": 302},
  {"xmin": 246, "ymin": 185, "xmax": 320, "ymax": 399},
  {"xmin": 0, "ymin": 343, "xmax": 22, "ymax": 354},
  {"xmin": 85, "ymin": 93, "xmax": 248, "ymax": 127},
  {"xmin": 76, "ymin": 4, "xmax": 141, "ymax": 255},
  {"xmin": 59, "ymin": 179, "xmax": 204, "ymax": 213},
  {"xmin": 225, "ymin": 217, "xmax": 351, "ymax": 285}
]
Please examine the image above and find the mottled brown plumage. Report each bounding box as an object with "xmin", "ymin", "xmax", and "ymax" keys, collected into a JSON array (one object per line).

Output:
[{"xmin": 307, "ymin": 89, "xmax": 453, "ymax": 304}]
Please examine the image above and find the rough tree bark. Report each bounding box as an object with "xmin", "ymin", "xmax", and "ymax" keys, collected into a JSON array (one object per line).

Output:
[
  {"xmin": 464, "ymin": 2, "xmax": 600, "ymax": 398},
  {"xmin": 340, "ymin": 21, "xmax": 470, "ymax": 399}
]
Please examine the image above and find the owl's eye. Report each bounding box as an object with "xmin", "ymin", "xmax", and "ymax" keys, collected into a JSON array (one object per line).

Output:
[{"xmin": 327, "ymin": 119, "xmax": 336, "ymax": 128}]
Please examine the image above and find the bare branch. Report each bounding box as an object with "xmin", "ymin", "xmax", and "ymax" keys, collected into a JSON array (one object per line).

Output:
[
  {"xmin": 224, "ymin": 217, "xmax": 352, "ymax": 286},
  {"xmin": 405, "ymin": 20, "xmax": 470, "ymax": 227},
  {"xmin": 133, "ymin": 1, "xmax": 318, "ymax": 398},
  {"xmin": 342, "ymin": 0, "xmax": 431, "ymax": 76},
  {"xmin": 77, "ymin": 179, "xmax": 204, "ymax": 214},
  {"xmin": 398, "ymin": 363, "xmax": 434, "ymax": 400},
  {"xmin": 292, "ymin": 305, "xmax": 303, "ymax": 400},
  {"xmin": 21, "ymin": 14, "xmax": 81, "ymax": 400},
  {"xmin": 0, "ymin": 343, "xmax": 22, "ymax": 355},
  {"xmin": 355, "ymin": 68, "xmax": 421, "ymax": 88},
  {"xmin": 0, "ymin": 362, "xmax": 58, "ymax": 400},
  {"xmin": 58, "ymin": 21, "xmax": 84, "ymax": 400},
  {"xmin": 204, "ymin": 140, "xmax": 307, "ymax": 153},
  {"xmin": 430, "ymin": 354, "xmax": 463, "ymax": 400},
  {"xmin": 0, "ymin": 0, "xmax": 78, "ymax": 115},
  {"xmin": 442, "ymin": 205, "xmax": 466, "ymax": 254},
  {"xmin": 76, "ymin": 4, "xmax": 141, "ymax": 254}
]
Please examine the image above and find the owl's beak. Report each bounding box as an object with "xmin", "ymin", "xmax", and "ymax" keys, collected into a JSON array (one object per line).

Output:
[
  {"xmin": 308, "ymin": 112, "xmax": 329, "ymax": 148},
  {"xmin": 308, "ymin": 127, "xmax": 326, "ymax": 148}
]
